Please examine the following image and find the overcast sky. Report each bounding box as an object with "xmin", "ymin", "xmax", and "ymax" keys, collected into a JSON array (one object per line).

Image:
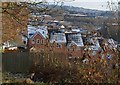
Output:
[
  {"xmin": 31, "ymin": 0, "xmax": 119, "ymax": 11},
  {"xmin": 47, "ymin": 0, "xmax": 118, "ymax": 11},
  {"xmin": 63, "ymin": 0, "xmax": 118, "ymax": 11}
]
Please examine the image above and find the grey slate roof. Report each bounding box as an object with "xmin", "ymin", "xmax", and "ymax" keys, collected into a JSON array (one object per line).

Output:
[
  {"xmin": 50, "ymin": 33, "xmax": 66, "ymax": 43},
  {"xmin": 67, "ymin": 33, "xmax": 84, "ymax": 47},
  {"xmin": 28, "ymin": 25, "xmax": 48, "ymax": 39}
]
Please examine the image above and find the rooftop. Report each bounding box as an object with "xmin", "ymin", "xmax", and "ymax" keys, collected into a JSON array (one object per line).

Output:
[
  {"xmin": 28, "ymin": 25, "xmax": 48, "ymax": 39},
  {"xmin": 50, "ymin": 33, "xmax": 66, "ymax": 43},
  {"xmin": 67, "ymin": 33, "xmax": 84, "ymax": 47}
]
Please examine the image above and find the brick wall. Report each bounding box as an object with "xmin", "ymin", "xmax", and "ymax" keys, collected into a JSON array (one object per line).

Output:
[{"xmin": 29, "ymin": 33, "xmax": 47, "ymax": 49}]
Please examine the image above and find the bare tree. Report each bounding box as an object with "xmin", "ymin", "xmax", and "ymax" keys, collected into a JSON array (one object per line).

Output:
[{"xmin": 1, "ymin": 0, "xmax": 73, "ymax": 44}]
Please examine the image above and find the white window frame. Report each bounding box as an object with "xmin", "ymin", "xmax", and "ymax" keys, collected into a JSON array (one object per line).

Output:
[
  {"xmin": 41, "ymin": 39, "xmax": 45, "ymax": 44},
  {"xmin": 57, "ymin": 43, "xmax": 62, "ymax": 48},
  {"xmin": 32, "ymin": 39, "xmax": 35, "ymax": 44},
  {"xmin": 36, "ymin": 39, "xmax": 40, "ymax": 44}
]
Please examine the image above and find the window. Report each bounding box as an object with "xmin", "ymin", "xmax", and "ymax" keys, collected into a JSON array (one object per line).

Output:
[
  {"xmin": 23, "ymin": 41, "xmax": 26, "ymax": 44},
  {"xmin": 68, "ymin": 48, "xmax": 70, "ymax": 51},
  {"xmin": 36, "ymin": 39, "xmax": 40, "ymax": 44},
  {"xmin": 32, "ymin": 39, "xmax": 35, "ymax": 44},
  {"xmin": 41, "ymin": 39, "xmax": 45, "ymax": 44},
  {"xmin": 68, "ymin": 48, "xmax": 74, "ymax": 51},
  {"xmin": 57, "ymin": 43, "xmax": 62, "ymax": 48}
]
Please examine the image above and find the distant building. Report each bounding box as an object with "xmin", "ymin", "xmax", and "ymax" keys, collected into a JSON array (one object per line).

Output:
[
  {"xmin": 66, "ymin": 33, "xmax": 84, "ymax": 50},
  {"xmin": 50, "ymin": 33, "xmax": 67, "ymax": 53},
  {"xmin": 28, "ymin": 25, "xmax": 48, "ymax": 48},
  {"xmin": 107, "ymin": 38, "xmax": 117, "ymax": 50},
  {"xmin": 71, "ymin": 28, "xmax": 88, "ymax": 33},
  {"xmin": 86, "ymin": 37, "xmax": 101, "ymax": 51},
  {"xmin": 117, "ymin": 44, "xmax": 120, "ymax": 51},
  {"xmin": 50, "ymin": 33, "xmax": 66, "ymax": 45}
]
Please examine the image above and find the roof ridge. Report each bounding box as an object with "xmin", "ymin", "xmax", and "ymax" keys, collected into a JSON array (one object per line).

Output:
[{"xmin": 30, "ymin": 31, "xmax": 46, "ymax": 39}]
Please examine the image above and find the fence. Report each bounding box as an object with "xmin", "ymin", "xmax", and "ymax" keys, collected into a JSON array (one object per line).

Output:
[
  {"xmin": 2, "ymin": 52, "xmax": 33, "ymax": 73},
  {"xmin": 2, "ymin": 51, "xmax": 79, "ymax": 73}
]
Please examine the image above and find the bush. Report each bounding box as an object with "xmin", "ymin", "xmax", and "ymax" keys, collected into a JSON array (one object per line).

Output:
[{"xmin": 29, "ymin": 51, "xmax": 120, "ymax": 84}]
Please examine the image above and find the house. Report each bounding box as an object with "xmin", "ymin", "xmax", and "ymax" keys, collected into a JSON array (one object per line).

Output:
[
  {"xmin": 2, "ymin": 41, "xmax": 27, "ymax": 52},
  {"xmin": 65, "ymin": 33, "xmax": 84, "ymax": 58},
  {"xmin": 48, "ymin": 27, "xmax": 65, "ymax": 36},
  {"xmin": 117, "ymin": 44, "xmax": 120, "ymax": 52},
  {"xmin": 2, "ymin": 40, "xmax": 20, "ymax": 49},
  {"xmin": 50, "ymin": 33, "xmax": 66, "ymax": 46},
  {"xmin": 47, "ymin": 21, "xmax": 62, "ymax": 29},
  {"xmin": 86, "ymin": 37, "xmax": 101, "ymax": 51},
  {"xmin": 106, "ymin": 39, "xmax": 117, "ymax": 51},
  {"xmin": 22, "ymin": 34, "xmax": 28, "ymax": 45},
  {"xmin": 50, "ymin": 33, "xmax": 67, "ymax": 53},
  {"xmin": 66, "ymin": 33, "xmax": 84, "ymax": 50},
  {"xmin": 2, "ymin": 30, "xmax": 28, "ymax": 51},
  {"xmin": 28, "ymin": 25, "xmax": 48, "ymax": 48},
  {"xmin": 107, "ymin": 39, "xmax": 117, "ymax": 48},
  {"xmin": 71, "ymin": 29, "xmax": 80, "ymax": 33},
  {"xmin": 28, "ymin": 25, "xmax": 48, "ymax": 38},
  {"xmin": 70, "ymin": 28, "xmax": 88, "ymax": 38},
  {"xmin": 28, "ymin": 32, "xmax": 47, "ymax": 49}
]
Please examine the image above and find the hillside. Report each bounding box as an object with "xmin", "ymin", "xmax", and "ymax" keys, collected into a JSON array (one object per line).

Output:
[{"xmin": 49, "ymin": 5, "xmax": 114, "ymax": 17}]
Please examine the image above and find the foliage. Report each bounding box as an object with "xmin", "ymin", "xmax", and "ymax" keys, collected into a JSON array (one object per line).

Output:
[
  {"xmin": 2, "ymin": 2, "xmax": 28, "ymax": 43},
  {"xmin": 29, "ymin": 50, "xmax": 120, "ymax": 84}
]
